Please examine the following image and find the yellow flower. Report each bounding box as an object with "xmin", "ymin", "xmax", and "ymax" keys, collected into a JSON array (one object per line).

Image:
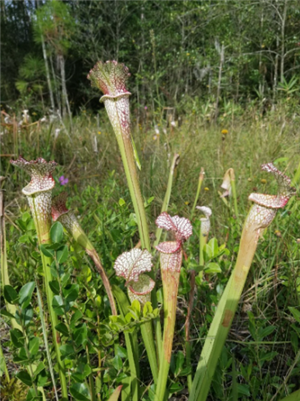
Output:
[
  {"xmin": 32, "ymin": 112, "xmax": 37, "ymax": 116},
  {"xmin": 221, "ymin": 129, "xmax": 228, "ymax": 135},
  {"xmin": 98, "ymin": 131, "xmax": 101, "ymax": 135},
  {"xmin": 186, "ymin": 53, "xmax": 190, "ymax": 56},
  {"xmin": 185, "ymin": 201, "xmax": 190, "ymax": 205},
  {"xmin": 204, "ymin": 187, "xmax": 209, "ymax": 191},
  {"xmin": 261, "ymin": 179, "xmax": 267, "ymax": 184}
]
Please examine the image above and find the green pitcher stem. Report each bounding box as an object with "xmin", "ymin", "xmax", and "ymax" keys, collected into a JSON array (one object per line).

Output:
[
  {"xmin": 116, "ymin": 132, "xmax": 150, "ymax": 251},
  {"xmin": 32, "ymin": 198, "xmax": 68, "ymax": 400},
  {"xmin": 189, "ymin": 206, "xmax": 274, "ymax": 401},
  {"xmin": 155, "ymin": 267, "xmax": 180, "ymax": 401}
]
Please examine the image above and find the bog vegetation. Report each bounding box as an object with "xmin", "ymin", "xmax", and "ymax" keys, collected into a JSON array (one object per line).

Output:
[{"xmin": 1, "ymin": 1, "xmax": 300, "ymax": 401}]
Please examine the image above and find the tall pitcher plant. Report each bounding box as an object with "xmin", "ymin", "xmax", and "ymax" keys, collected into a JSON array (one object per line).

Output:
[{"xmin": 87, "ymin": 61, "xmax": 150, "ymax": 251}]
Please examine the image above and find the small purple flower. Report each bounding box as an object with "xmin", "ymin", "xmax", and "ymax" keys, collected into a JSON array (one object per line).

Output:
[
  {"xmin": 144, "ymin": 106, "xmax": 148, "ymax": 110},
  {"xmin": 59, "ymin": 175, "xmax": 69, "ymax": 186}
]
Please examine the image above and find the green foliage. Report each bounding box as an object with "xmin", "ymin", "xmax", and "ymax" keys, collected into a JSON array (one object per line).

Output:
[{"xmin": 34, "ymin": 0, "xmax": 75, "ymax": 55}]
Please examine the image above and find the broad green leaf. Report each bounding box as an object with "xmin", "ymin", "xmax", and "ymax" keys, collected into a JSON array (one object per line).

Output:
[
  {"xmin": 16, "ymin": 370, "xmax": 32, "ymax": 386},
  {"xmin": 0, "ymin": 309, "xmax": 15, "ymax": 319},
  {"xmin": 204, "ymin": 262, "xmax": 222, "ymax": 274},
  {"xmin": 19, "ymin": 282, "xmax": 35, "ymax": 308},
  {"xmin": 52, "ymin": 295, "xmax": 65, "ymax": 316},
  {"xmin": 49, "ymin": 280, "xmax": 60, "ymax": 295},
  {"xmin": 4, "ymin": 285, "xmax": 18, "ymax": 304},
  {"xmin": 63, "ymin": 284, "xmax": 79, "ymax": 303},
  {"xmin": 55, "ymin": 322, "xmax": 69, "ymax": 336},
  {"xmin": 70, "ymin": 382, "xmax": 91, "ymax": 401},
  {"xmin": 10, "ymin": 329, "xmax": 24, "ymax": 348},
  {"xmin": 57, "ymin": 245, "xmax": 69, "ymax": 263},
  {"xmin": 29, "ymin": 337, "xmax": 39, "ymax": 356},
  {"xmin": 40, "ymin": 244, "xmax": 54, "ymax": 257},
  {"xmin": 50, "ymin": 221, "xmax": 64, "ymax": 243},
  {"xmin": 73, "ymin": 324, "xmax": 88, "ymax": 347}
]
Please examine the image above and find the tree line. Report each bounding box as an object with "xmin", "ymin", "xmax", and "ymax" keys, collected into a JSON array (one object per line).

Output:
[{"xmin": 1, "ymin": 0, "xmax": 300, "ymax": 118}]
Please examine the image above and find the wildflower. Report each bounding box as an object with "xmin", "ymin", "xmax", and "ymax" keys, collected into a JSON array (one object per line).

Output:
[
  {"xmin": 186, "ymin": 53, "xmax": 190, "ymax": 56},
  {"xmin": 221, "ymin": 129, "xmax": 228, "ymax": 135},
  {"xmin": 170, "ymin": 121, "xmax": 176, "ymax": 128},
  {"xmin": 40, "ymin": 116, "xmax": 47, "ymax": 123},
  {"xmin": 204, "ymin": 187, "xmax": 209, "ymax": 191},
  {"xmin": 260, "ymin": 178, "xmax": 267, "ymax": 184},
  {"xmin": 32, "ymin": 112, "xmax": 37, "ymax": 116},
  {"xmin": 154, "ymin": 125, "xmax": 160, "ymax": 135},
  {"xmin": 144, "ymin": 106, "xmax": 148, "ymax": 110},
  {"xmin": 98, "ymin": 131, "xmax": 101, "ymax": 135},
  {"xmin": 59, "ymin": 175, "xmax": 69, "ymax": 186},
  {"xmin": 185, "ymin": 201, "xmax": 190, "ymax": 205}
]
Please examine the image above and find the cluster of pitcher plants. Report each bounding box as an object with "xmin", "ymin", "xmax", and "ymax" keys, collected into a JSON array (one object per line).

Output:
[{"xmin": 1, "ymin": 61, "xmax": 299, "ymax": 401}]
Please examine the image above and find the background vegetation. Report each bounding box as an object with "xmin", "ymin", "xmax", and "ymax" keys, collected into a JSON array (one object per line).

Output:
[{"xmin": 1, "ymin": 1, "xmax": 300, "ymax": 401}]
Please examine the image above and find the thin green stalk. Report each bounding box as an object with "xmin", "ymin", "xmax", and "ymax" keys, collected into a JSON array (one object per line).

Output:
[
  {"xmin": 113, "ymin": 286, "xmax": 139, "ymax": 401},
  {"xmin": 292, "ymin": 160, "xmax": 300, "ymax": 186},
  {"xmin": 32, "ymin": 199, "xmax": 68, "ymax": 400},
  {"xmin": 86, "ymin": 345, "xmax": 97, "ymax": 401},
  {"xmin": 154, "ymin": 154, "xmax": 180, "ymax": 247},
  {"xmin": 190, "ymin": 168, "xmax": 205, "ymax": 220},
  {"xmin": 36, "ymin": 280, "xmax": 59, "ymax": 401},
  {"xmin": 140, "ymin": 321, "xmax": 158, "ymax": 384},
  {"xmin": 199, "ymin": 224, "xmax": 206, "ymax": 267},
  {"xmin": 231, "ymin": 176, "xmax": 239, "ymax": 219},
  {"xmin": 185, "ymin": 270, "xmax": 196, "ymax": 393}
]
